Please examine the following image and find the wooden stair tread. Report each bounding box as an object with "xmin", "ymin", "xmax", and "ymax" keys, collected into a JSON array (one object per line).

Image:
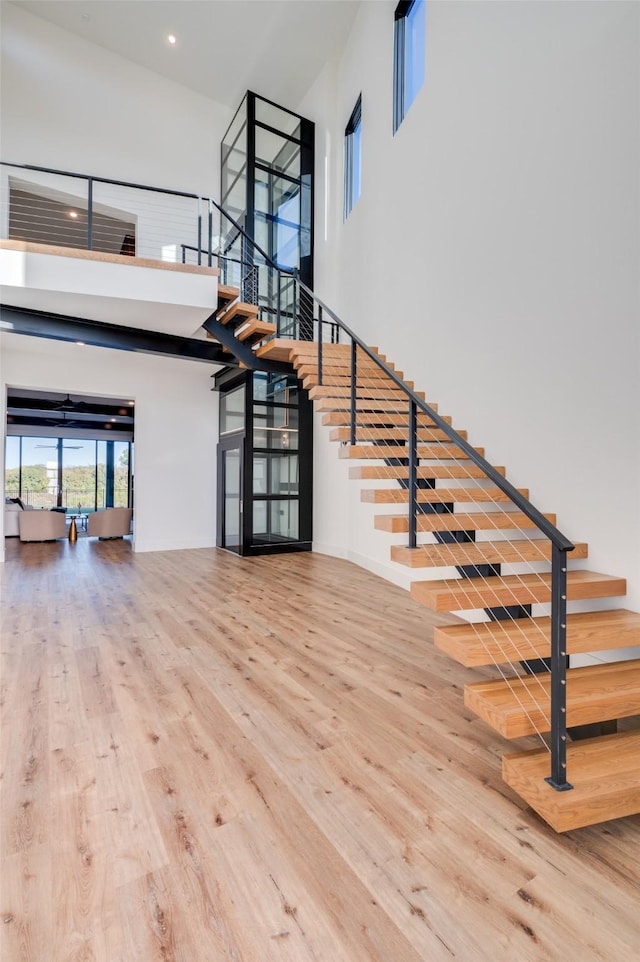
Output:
[
  {"xmin": 255, "ymin": 338, "xmax": 301, "ymax": 361},
  {"xmin": 349, "ymin": 464, "xmax": 506, "ymax": 479},
  {"xmin": 292, "ymin": 351, "xmax": 395, "ymax": 365},
  {"xmin": 297, "ymin": 361, "xmax": 400, "ymax": 374},
  {"xmin": 316, "ymin": 398, "xmax": 438, "ymax": 413},
  {"xmin": 322, "ymin": 411, "xmax": 451, "ymax": 426},
  {"xmin": 309, "ymin": 386, "xmax": 427, "ymax": 401},
  {"xmin": 465, "ymin": 658, "xmax": 640, "ymax": 738},
  {"xmin": 304, "ymin": 376, "xmax": 416, "ymax": 392},
  {"xmin": 364, "ymin": 486, "xmax": 528, "ymax": 504},
  {"xmin": 235, "ymin": 318, "xmax": 276, "ymax": 343},
  {"xmin": 435, "ymin": 609, "xmax": 640, "ymax": 667},
  {"xmin": 330, "ymin": 427, "xmax": 463, "ymax": 443},
  {"xmin": 342, "ymin": 444, "xmax": 484, "ymax": 461},
  {"xmin": 298, "ymin": 365, "xmax": 402, "ymax": 381},
  {"xmin": 502, "ymin": 729, "xmax": 640, "ymax": 830},
  {"xmin": 392, "ymin": 539, "xmax": 588, "ymax": 568},
  {"xmin": 376, "ymin": 510, "xmax": 555, "ymax": 535},
  {"xmin": 290, "ymin": 343, "xmax": 382, "ymax": 357},
  {"xmin": 410, "ymin": 569, "xmax": 625, "ymax": 611},
  {"xmin": 216, "ymin": 284, "xmax": 239, "ymax": 308},
  {"xmin": 217, "ymin": 301, "xmax": 259, "ymax": 325}
]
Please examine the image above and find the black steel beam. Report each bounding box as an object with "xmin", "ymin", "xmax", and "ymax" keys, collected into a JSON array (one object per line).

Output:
[
  {"xmin": 0, "ymin": 304, "xmax": 232, "ymax": 364},
  {"xmin": 201, "ymin": 312, "xmax": 292, "ymax": 375}
]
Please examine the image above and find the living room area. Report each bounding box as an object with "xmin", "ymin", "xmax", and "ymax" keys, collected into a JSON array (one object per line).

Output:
[
  {"xmin": 5, "ymin": 386, "xmax": 134, "ymax": 543},
  {"xmin": 1, "ymin": 331, "xmax": 219, "ymax": 559}
]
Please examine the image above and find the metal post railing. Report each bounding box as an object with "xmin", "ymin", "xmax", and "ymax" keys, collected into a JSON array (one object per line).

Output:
[
  {"xmin": 197, "ymin": 199, "xmax": 202, "ymax": 266},
  {"xmin": 546, "ymin": 545, "xmax": 573, "ymax": 791},
  {"xmin": 207, "ymin": 201, "xmax": 213, "ymax": 267},
  {"xmin": 318, "ymin": 306, "xmax": 324, "ymax": 386},
  {"xmin": 350, "ymin": 339, "xmax": 357, "ymax": 446},
  {"xmin": 87, "ymin": 177, "xmax": 93, "ymax": 250},
  {"xmin": 408, "ymin": 398, "xmax": 418, "ymax": 549},
  {"xmin": 276, "ymin": 272, "xmax": 282, "ymax": 336}
]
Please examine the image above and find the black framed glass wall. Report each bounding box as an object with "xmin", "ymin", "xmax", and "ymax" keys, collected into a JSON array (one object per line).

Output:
[
  {"xmin": 220, "ymin": 92, "xmax": 315, "ymax": 330},
  {"xmin": 4, "ymin": 435, "xmax": 133, "ymax": 511},
  {"xmin": 216, "ymin": 369, "xmax": 313, "ymax": 555}
]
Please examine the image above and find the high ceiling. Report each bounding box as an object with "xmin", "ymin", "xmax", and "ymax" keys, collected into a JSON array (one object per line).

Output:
[{"xmin": 10, "ymin": 0, "xmax": 360, "ymax": 109}]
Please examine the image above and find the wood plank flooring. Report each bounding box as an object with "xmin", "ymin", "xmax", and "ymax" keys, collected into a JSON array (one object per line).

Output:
[{"xmin": 1, "ymin": 539, "xmax": 639, "ymax": 961}]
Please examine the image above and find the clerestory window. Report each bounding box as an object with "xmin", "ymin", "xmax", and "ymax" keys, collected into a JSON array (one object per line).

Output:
[
  {"xmin": 393, "ymin": 0, "xmax": 426, "ymax": 132},
  {"xmin": 344, "ymin": 94, "xmax": 362, "ymax": 218}
]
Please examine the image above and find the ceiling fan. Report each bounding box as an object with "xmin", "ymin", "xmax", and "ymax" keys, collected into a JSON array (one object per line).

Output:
[
  {"xmin": 41, "ymin": 411, "xmax": 83, "ymax": 427},
  {"xmin": 50, "ymin": 393, "xmax": 88, "ymax": 412}
]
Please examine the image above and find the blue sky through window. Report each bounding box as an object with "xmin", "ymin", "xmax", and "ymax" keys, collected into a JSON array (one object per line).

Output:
[
  {"xmin": 351, "ymin": 122, "xmax": 362, "ymax": 207},
  {"xmin": 344, "ymin": 95, "xmax": 362, "ymax": 217},
  {"xmin": 405, "ymin": 0, "xmax": 426, "ymax": 116}
]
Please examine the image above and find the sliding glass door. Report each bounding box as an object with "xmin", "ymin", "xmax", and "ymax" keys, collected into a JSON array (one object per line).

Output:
[{"xmin": 217, "ymin": 438, "xmax": 244, "ymax": 554}]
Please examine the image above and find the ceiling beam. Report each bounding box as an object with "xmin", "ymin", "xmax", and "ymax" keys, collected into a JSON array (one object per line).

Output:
[{"xmin": 0, "ymin": 303, "xmax": 232, "ymax": 365}]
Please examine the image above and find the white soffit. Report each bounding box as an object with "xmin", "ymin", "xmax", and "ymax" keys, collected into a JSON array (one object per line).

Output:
[{"xmin": 0, "ymin": 247, "xmax": 218, "ymax": 337}]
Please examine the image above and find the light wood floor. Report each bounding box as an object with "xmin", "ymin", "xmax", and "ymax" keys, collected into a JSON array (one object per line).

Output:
[{"xmin": 1, "ymin": 539, "xmax": 639, "ymax": 961}]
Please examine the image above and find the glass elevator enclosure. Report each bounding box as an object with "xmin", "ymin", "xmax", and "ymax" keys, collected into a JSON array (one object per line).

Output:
[
  {"xmin": 220, "ymin": 92, "xmax": 315, "ymax": 334},
  {"xmin": 217, "ymin": 93, "xmax": 314, "ymax": 554},
  {"xmin": 216, "ymin": 369, "xmax": 313, "ymax": 556}
]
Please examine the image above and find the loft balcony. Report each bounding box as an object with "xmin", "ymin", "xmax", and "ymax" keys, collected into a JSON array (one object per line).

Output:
[
  {"xmin": 0, "ymin": 239, "xmax": 219, "ymax": 339},
  {"xmin": 0, "ymin": 162, "xmax": 223, "ymax": 347}
]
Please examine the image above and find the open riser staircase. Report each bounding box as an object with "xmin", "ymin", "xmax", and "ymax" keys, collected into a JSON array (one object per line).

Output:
[
  {"xmin": 6, "ymin": 157, "xmax": 636, "ymax": 834},
  {"xmin": 207, "ymin": 279, "xmax": 640, "ymax": 833}
]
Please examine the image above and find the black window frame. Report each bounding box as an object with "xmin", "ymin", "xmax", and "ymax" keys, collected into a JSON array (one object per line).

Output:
[
  {"xmin": 343, "ymin": 94, "xmax": 362, "ymax": 219},
  {"xmin": 393, "ymin": 0, "xmax": 426, "ymax": 133}
]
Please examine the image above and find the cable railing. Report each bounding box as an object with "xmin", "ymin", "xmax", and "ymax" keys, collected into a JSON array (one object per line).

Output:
[
  {"xmin": 196, "ymin": 189, "xmax": 577, "ymax": 793},
  {"xmin": 284, "ymin": 281, "xmax": 575, "ymax": 792},
  {"xmin": 1, "ymin": 163, "xmax": 206, "ymax": 264},
  {"xmin": 0, "ymin": 160, "xmax": 575, "ymax": 793}
]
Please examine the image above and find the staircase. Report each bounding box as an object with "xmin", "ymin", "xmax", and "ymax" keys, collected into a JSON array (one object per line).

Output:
[
  {"xmin": 4, "ymin": 156, "xmax": 635, "ymax": 833},
  {"xmin": 207, "ymin": 276, "xmax": 640, "ymax": 834}
]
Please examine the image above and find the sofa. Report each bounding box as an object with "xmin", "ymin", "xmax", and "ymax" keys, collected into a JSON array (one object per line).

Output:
[
  {"xmin": 5, "ymin": 501, "xmax": 28, "ymax": 536},
  {"xmin": 87, "ymin": 507, "xmax": 133, "ymax": 539},
  {"xmin": 4, "ymin": 500, "xmax": 44, "ymax": 537},
  {"xmin": 18, "ymin": 508, "xmax": 67, "ymax": 542}
]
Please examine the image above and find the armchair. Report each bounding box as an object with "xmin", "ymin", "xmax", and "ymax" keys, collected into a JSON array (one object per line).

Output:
[
  {"xmin": 19, "ymin": 509, "xmax": 66, "ymax": 542},
  {"xmin": 87, "ymin": 507, "xmax": 132, "ymax": 539}
]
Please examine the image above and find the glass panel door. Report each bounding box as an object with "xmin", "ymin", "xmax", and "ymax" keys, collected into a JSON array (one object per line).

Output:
[
  {"xmin": 221, "ymin": 444, "xmax": 243, "ymax": 553},
  {"xmin": 21, "ymin": 436, "xmax": 58, "ymax": 507},
  {"xmin": 62, "ymin": 438, "xmax": 97, "ymax": 514}
]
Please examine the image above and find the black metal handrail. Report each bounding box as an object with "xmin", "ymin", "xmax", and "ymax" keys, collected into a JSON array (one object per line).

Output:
[
  {"xmin": 2, "ymin": 161, "xmax": 279, "ymax": 270},
  {"xmin": 1, "ymin": 160, "xmax": 573, "ymax": 789}
]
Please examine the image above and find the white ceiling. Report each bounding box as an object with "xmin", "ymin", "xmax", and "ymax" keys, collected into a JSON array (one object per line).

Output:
[{"xmin": 10, "ymin": 0, "xmax": 360, "ymax": 110}]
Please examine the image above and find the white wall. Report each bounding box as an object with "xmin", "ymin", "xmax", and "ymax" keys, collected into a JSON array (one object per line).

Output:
[
  {"xmin": 0, "ymin": 2, "xmax": 230, "ymax": 195},
  {"xmin": 0, "ymin": 5, "xmax": 232, "ymax": 559},
  {"xmin": 301, "ymin": 0, "xmax": 640, "ymax": 611},
  {"xmin": 1, "ymin": 333, "xmax": 218, "ymax": 556}
]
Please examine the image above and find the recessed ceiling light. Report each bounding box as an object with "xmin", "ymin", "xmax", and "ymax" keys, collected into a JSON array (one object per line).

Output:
[
  {"xmin": 167, "ymin": 34, "xmax": 177, "ymax": 45},
  {"xmin": 68, "ymin": 210, "xmax": 79, "ymax": 219}
]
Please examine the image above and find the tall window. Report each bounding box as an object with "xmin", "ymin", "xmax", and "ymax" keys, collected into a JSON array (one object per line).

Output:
[
  {"xmin": 393, "ymin": 0, "xmax": 426, "ymax": 132},
  {"xmin": 344, "ymin": 95, "xmax": 362, "ymax": 218},
  {"xmin": 4, "ymin": 435, "xmax": 132, "ymax": 510}
]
